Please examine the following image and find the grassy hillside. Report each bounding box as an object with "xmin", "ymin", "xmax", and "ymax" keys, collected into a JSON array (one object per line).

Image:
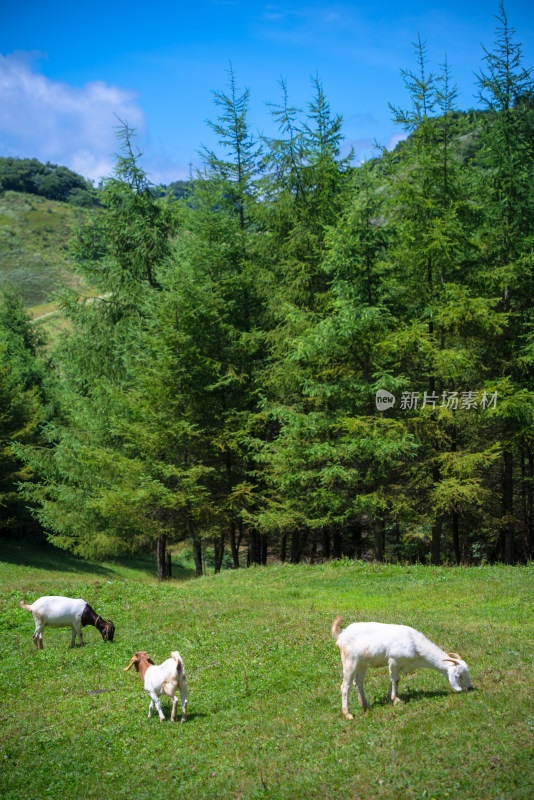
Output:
[
  {"xmin": 0, "ymin": 190, "xmax": 89, "ymax": 308},
  {"xmin": 1, "ymin": 548, "xmax": 532, "ymax": 799}
]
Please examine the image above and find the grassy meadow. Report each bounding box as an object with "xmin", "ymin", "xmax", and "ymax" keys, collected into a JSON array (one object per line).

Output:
[
  {"xmin": 0, "ymin": 191, "xmax": 88, "ymax": 307},
  {"xmin": 0, "ymin": 543, "xmax": 533, "ymax": 800}
]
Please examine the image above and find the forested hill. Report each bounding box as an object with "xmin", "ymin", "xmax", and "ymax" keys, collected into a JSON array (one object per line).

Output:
[
  {"xmin": 0, "ymin": 155, "xmax": 194, "ymax": 207},
  {"xmin": 1, "ymin": 10, "xmax": 533, "ymax": 575},
  {"xmin": 0, "ymin": 157, "xmax": 97, "ymax": 206}
]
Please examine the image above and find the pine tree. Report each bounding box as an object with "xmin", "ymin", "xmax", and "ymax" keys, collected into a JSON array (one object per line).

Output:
[
  {"xmin": 172, "ymin": 71, "xmax": 266, "ymax": 570},
  {"xmin": 201, "ymin": 64, "xmax": 261, "ymax": 230},
  {"xmin": 475, "ymin": 1, "xmax": 534, "ymax": 561},
  {"xmin": 255, "ymin": 84, "xmax": 412, "ymax": 561},
  {"xmin": 383, "ymin": 35, "xmax": 505, "ymax": 563},
  {"xmin": 17, "ymin": 127, "xmax": 186, "ymax": 573},
  {"xmin": 0, "ymin": 289, "xmax": 44, "ymax": 539}
]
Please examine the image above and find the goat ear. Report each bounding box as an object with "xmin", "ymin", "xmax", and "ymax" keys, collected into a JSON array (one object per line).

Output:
[{"xmin": 123, "ymin": 656, "xmax": 137, "ymax": 671}]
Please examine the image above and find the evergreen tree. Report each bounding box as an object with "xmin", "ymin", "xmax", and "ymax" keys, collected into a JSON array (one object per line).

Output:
[
  {"xmin": 17, "ymin": 127, "xmax": 185, "ymax": 573},
  {"xmin": 475, "ymin": 1, "xmax": 534, "ymax": 561},
  {"xmin": 380, "ymin": 35, "xmax": 504, "ymax": 563},
  {"xmin": 0, "ymin": 289, "xmax": 44, "ymax": 539},
  {"xmin": 0, "ymin": 287, "xmax": 45, "ymax": 390},
  {"xmin": 0, "ymin": 350, "xmax": 42, "ymax": 538},
  {"xmin": 255, "ymin": 82, "xmax": 401, "ymax": 560},
  {"xmin": 172, "ymin": 70, "xmax": 266, "ymax": 570},
  {"xmin": 201, "ymin": 64, "xmax": 261, "ymax": 230}
]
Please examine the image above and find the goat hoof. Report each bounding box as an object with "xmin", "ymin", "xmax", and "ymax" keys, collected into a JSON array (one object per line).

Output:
[{"xmin": 343, "ymin": 712, "xmax": 354, "ymax": 721}]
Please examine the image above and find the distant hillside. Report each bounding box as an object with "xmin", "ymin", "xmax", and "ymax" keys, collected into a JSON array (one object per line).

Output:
[
  {"xmin": 0, "ymin": 156, "xmax": 97, "ymax": 205},
  {"xmin": 0, "ymin": 180, "xmax": 194, "ymax": 313},
  {"xmin": 0, "ymin": 190, "xmax": 90, "ymax": 308}
]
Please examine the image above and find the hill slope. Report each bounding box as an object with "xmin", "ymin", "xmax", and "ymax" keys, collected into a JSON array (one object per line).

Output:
[{"xmin": 0, "ymin": 190, "xmax": 89, "ymax": 309}]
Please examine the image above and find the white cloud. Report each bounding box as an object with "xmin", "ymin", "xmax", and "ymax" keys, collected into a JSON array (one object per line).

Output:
[{"xmin": 0, "ymin": 51, "xmax": 147, "ymax": 182}]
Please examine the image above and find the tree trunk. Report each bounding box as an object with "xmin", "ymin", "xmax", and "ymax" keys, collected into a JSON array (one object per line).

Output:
[
  {"xmin": 280, "ymin": 532, "xmax": 287, "ymax": 563},
  {"xmin": 310, "ymin": 539, "xmax": 317, "ymax": 564},
  {"xmin": 214, "ymin": 531, "xmax": 225, "ymax": 573},
  {"xmin": 229, "ymin": 522, "xmax": 238, "ymax": 568},
  {"xmin": 290, "ymin": 530, "xmax": 300, "ymax": 563},
  {"xmin": 520, "ymin": 448, "xmax": 533, "ymax": 562},
  {"xmin": 190, "ymin": 537, "xmax": 202, "ymax": 577},
  {"xmin": 291, "ymin": 529, "xmax": 308, "ymax": 563},
  {"xmin": 229, "ymin": 520, "xmax": 242, "ymax": 568},
  {"xmin": 529, "ymin": 452, "xmax": 534, "ymax": 560},
  {"xmin": 501, "ymin": 449, "xmax": 515, "ymax": 563},
  {"xmin": 185, "ymin": 505, "xmax": 203, "ymax": 577},
  {"xmin": 352, "ymin": 522, "xmax": 362, "ymax": 560},
  {"xmin": 452, "ymin": 512, "xmax": 460, "ymax": 565},
  {"xmin": 157, "ymin": 533, "xmax": 167, "ymax": 581},
  {"xmin": 248, "ymin": 528, "xmax": 261, "ymax": 565},
  {"xmin": 431, "ymin": 463, "xmax": 441, "ymax": 565},
  {"xmin": 260, "ymin": 532, "xmax": 268, "ymax": 565},
  {"xmin": 374, "ymin": 519, "xmax": 384, "ymax": 562},
  {"xmin": 431, "ymin": 519, "xmax": 442, "ymax": 565},
  {"xmin": 332, "ymin": 530, "xmax": 342, "ymax": 560},
  {"xmin": 322, "ymin": 529, "xmax": 331, "ymax": 561}
]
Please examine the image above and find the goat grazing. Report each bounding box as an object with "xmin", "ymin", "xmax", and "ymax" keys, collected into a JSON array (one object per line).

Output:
[
  {"xmin": 20, "ymin": 596, "xmax": 115, "ymax": 649},
  {"xmin": 124, "ymin": 651, "xmax": 188, "ymax": 722},
  {"xmin": 332, "ymin": 616, "xmax": 472, "ymax": 719}
]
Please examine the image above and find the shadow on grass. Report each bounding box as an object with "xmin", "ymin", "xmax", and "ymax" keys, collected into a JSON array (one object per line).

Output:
[
  {"xmin": 0, "ymin": 539, "xmax": 114, "ymax": 575},
  {"xmin": 0, "ymin": 539, "xmax": 196, "ymax": 581},
  {"xmin": 182, "ymin": 712, "xmax": 207, "ymax": 722},
  {"xmin": 372, "ymin": 687, "xmax": 450, "ymax": 707}
]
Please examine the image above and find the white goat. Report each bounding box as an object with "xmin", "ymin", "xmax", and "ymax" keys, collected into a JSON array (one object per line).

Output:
[
  {"xmin": 20, "ymin": 596, "xmax": 115, "ymax": 648},
  {"xmin": 332, "ymin": 616, "xmax": 472, "ymax": 719},
  {"xmin": 124, "ymin": 651, "xmax": 188, "ymax": 722}
]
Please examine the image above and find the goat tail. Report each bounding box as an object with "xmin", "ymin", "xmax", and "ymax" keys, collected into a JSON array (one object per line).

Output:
[
  {"xmin": 331, "ymin": 615, "xmax": 343, "ymax": 639},
  {"xmin": 171, "ymin": 651, "xmax": 184, "ymax": 675},
  {"xmin": 20, "ymin": 599, "xmax": 32, "ymax": 612}
]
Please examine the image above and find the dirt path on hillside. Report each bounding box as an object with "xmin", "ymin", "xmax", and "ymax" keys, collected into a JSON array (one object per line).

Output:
[{"xmin": 30, "ymin": 293, "xmax": 112, "ymax": 323}]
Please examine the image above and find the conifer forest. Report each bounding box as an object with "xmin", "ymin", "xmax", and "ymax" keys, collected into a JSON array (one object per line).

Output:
[{"xmin": 1, "ymin": 5, "xmax": 533, "ymax": 575}]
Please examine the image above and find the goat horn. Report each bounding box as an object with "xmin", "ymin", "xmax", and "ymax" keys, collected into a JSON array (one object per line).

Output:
[
  {"xmin": 443, "ymin": 658, "xmax": 459, "ymax": 664},
  {"xmin": 448, "ymin": 652, "xmax": 461, "ymax": 659}
]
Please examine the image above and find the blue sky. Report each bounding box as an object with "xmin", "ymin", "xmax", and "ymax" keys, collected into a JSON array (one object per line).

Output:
[{"xmin": 1, "ymin": 1, "xmax": 533, "ymax": 184}]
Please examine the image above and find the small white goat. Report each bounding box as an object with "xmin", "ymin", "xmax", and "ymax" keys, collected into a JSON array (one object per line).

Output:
[
  {"xmin": 124, "ymin": 651, "xmax": 188, "ymax": 722},
  {"xmin": 20, "ymin": 596, "xmax": 115, "ymax": 649},
  {"xmin": 332, "ymin": 616, "xmax": 472, "ymax": 719}
]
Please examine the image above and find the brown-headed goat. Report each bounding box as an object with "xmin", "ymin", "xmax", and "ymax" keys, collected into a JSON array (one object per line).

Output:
[
  {"xmin": 124, "ymin": 651, "xmax": 188, "ymax": 722},
  {"xmin": 20, "ymin": 596, "xmax": 115, "ymax": 648}
]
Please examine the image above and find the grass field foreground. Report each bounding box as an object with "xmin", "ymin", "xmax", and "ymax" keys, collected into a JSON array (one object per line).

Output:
[{"xmin": 0, "ymin": 547, "xmax": 533, "ymax": 799}]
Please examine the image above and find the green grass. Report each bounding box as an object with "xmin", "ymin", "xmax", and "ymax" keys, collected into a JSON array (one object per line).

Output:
[
  {"xmin": 1, "ymin": 545, "xmax": 533, "ymax": 800},
  {"xmin": 0, "ymin": 191, "xmax": 89, "ymax": 307}
]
